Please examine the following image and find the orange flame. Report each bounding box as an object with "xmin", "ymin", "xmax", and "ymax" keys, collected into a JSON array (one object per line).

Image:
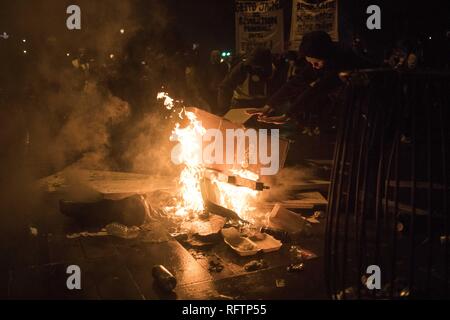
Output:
[{"xmin": 159, "ymin": 93, "xmax": 261, "ymax": 220}]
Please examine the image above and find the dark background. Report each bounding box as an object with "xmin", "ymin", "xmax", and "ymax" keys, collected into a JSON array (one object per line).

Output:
[
  {"xmin": 0, "ymin": 1, "xmax": 448, "ymax": 294},
  {"xmin": 1, "ymin": 0, "xmax": 449, "ymax": 56}
]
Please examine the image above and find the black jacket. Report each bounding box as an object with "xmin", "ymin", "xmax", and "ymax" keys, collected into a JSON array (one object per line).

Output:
[
  {"xmin": 217, "ymin": 62, "xmax": 271, "ymax": 116},
  {"xmin": 267, "ymin": 45, "xmax": 375, "ymax": 119}
]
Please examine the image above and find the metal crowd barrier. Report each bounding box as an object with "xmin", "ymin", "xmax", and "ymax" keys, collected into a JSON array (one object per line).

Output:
[{"xmin": 325, "ymin": 69, "xmax": 450, "ymax": 299}]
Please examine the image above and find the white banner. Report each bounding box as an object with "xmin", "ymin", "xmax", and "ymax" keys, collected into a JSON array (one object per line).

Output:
[
  {"xmin": 235, "ymin": 0, "xmax": 285, "ymax": 54},
  {"xmin": 289, "ymin": 0, "xmax": 339, "ymax": 50}
]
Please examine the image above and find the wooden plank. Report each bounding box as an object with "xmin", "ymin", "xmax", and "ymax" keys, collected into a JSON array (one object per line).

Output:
[
  {"xmin": 229, "ymin": 175, "xmax": 267, "ymax": 191},
  {"xmin": 261, "ymin": 192, "xmax": 327, "ymax": 211},
  {"xmin": 261, "ymin": 202, "xmax": 314, "ymax": 210}
]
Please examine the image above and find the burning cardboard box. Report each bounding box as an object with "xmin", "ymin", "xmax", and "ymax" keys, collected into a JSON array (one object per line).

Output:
[{"xmin": 184, "ymin": 107, "xmax": 290, "ymax": 179}]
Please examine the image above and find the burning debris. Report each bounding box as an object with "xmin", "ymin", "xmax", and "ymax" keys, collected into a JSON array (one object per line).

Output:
[
  {"xmin": 41, "ymin": 92, "xmax": 317, "ymax": 256},
  {"xmin": 157, "ymin": 93, "xmax": 271, "ymax": 226},
  {"xmin": 222, "ymin": 227, "xmax": 282, "ymax": 257},
  {"xmin": 36, "ymin": 90, "xmax": 322, "ymax": 285}
]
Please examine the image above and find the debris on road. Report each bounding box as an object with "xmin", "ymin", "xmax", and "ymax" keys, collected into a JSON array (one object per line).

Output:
[{"xmin": 244, "ymin": 259, "xmax": 269, "ymax": 272}]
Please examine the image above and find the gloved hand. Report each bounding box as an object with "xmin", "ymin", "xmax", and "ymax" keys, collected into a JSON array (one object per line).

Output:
[
  {"xmin": 245, "ymin": 105, "xmax": 273, "ymax": 116},
  {"xmin": 257, "ymin": 114, "xmax": 291, "ymax": 125}
]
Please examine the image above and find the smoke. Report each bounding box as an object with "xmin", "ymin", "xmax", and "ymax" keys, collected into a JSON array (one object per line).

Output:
[
  {"xmin": 262, "ymin": 166, "xmax": 317, "ymax": 202},
  {"xmin": 0, "ymin": 0, "xmax": 174, "ymax": 244},
  {"xmin": 121, "ymin": 111, "xmax": 178, "ymax": 176},
  {"xmin": 17, "ymin": 0, "xmax": 174, "ymax": 174}
]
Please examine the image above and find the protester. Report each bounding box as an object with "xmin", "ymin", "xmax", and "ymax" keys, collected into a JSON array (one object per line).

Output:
[
  {"xmin": 384, "ymin": 38, "xmax": 425, "ymax": 71},
  {"xmin": 205, "ymin": 50, "xmax": 229, "ymax": 113},
  {"xmin": 184, "ymin": 46, "xmax": 212, "ymax": 112},
  {"xmin": 217, "ymin": 47, "xmax": 274, "ymax": 116},
  {"xmin": 247, "ymin": 31, "xmax": 375, "ymax": 128}
]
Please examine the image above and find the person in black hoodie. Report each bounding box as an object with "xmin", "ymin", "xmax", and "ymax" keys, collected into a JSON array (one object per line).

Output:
[{"xmin": 248, "ymin": 31, "xmax": 374, "ymax": 126}]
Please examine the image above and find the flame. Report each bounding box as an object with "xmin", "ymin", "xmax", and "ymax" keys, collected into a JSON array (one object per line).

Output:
[
  {"xmin": 214, "ymin": 182, "xmax": 259, "ymax": 222},
  {"xmin": 157, "ymin": 92, "xmax": 175, "ymax": 110},
  {"xmin": 158, "ymin": 92, "xmax": 261, "ymax": 221},
  {"xmin": 170, "ymin": 110, "xmax": 206, "ymax": 217}
]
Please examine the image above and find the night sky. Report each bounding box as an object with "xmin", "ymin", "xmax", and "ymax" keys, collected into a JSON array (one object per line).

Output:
[
  {"xmin": 1, "ymin": 1, "xmax": 448, "ymax": 44},
  {"xmin": 0, "ymin": 0, "xmax": 448, "ymax": 63}
]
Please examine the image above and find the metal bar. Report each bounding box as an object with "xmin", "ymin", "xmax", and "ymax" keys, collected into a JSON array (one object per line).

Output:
[
  {"xmin": 373, "ymin": 74, "xmax": 394, "ymax": 300},
  {"xmin": 389, "ymin": 136, "xmax": 401, "ymax": 299},
  {"xmin": 426, "ymin": 76, "xmax": 434, "ymax": 294},
  {"xmin": 408, "ymin": 75, "xmax": 418, "ymax": 296},
  {"xmin": 325, "ymin": 70, "xmax": 450, "ymax": 299},
  {"xmin": 356, "ymin": 86, "xmax": 374, "ymax": 299},
  {"xmin": 352, "ymin": 91, "xmax": 371, "ymax": 300},
  {"xmin": 325, "ymin": 80, "xmax": 349, "ymax": 299},
  {"xmin": 439, "ymin": 81, "xmax": 449, "ymax": 297},
  {"xmin": 340, "ymin": 82, "xmax": 363, "ymax": 299},
  {"xmin": 331, "ymin": 81, "xmax": 355, "ymax": 299},
  {"xmin": 384, "ymin": 72, "xmax": 403, "ymax": 299}
]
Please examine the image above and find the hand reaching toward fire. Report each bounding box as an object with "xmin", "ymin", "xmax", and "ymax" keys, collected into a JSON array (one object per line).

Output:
[
  {"xmin": 245, "ymin": 105, "xmax": 273, "ymax": 116},
  {"xmin": 257, "ymin": 114, "xmax": 291, "ymax": 125},
  {"xmin": 245, "ymin": 105, "xmax": 290, "ymax": 124}
]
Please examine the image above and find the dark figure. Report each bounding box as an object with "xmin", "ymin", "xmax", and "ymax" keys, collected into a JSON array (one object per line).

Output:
[
  {"xmin": 184, "ymin": 48, "xmax": 211, "ymax": 112},
  {"xmin": 270, "ymin": 51, "xmax": 302, "ymax": 95},
  {"xmin": 205, "ymin": 50, "xmax": 229, "ymax": 113},
  {"xmin": 352, "ymin": 34, "xmax": 369, "ymax": 58},
  {"xmin": 248, "ymin": 31, "xmax": 375, "ymax": 127},
  {"xmin": 217, "ymin": 47, "xmax": 274, "ymax": 116},
  {"xmin": 384, "ymin": 38, "xmax": 423, "ymax": 71}
]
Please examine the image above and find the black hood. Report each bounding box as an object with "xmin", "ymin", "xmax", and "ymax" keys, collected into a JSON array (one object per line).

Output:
[
  {"xmin": 246, "ymin": 47, "xmax": 273, "ymax": 77},
  {"xmin": 299, "ymin": 31, "xmax": 335, "ymax": 60}
]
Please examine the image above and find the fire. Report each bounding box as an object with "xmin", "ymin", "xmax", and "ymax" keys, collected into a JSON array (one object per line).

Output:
[
  {"xmin": 213, "ymin": 179, "xmax": 259, "ymax": 222},
  {"xmin": 158, "ymin": 93, "xmax": 261, "ymax": 221},
  {"xmin": 170, "ymin": 110, "xmax": 206, "ymax": 217},
  {"xmin": 157, "ymin": 92, "xmax": 175, "ymax": 110}
]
